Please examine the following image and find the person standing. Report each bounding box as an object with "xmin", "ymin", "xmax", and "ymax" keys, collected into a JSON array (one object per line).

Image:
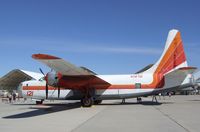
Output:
[
  {"xmin": 13, "ymin": 92, "xmax": 16, "ymax": 102},
  {"xmin": 8, "ymin": 94, "xmax": 12, "ymax": 103}
]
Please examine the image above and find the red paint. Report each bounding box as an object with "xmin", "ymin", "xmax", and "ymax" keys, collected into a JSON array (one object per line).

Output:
[
  {"xmin": 32, "ymin": 54, "xmax": 60, "ymax": 60},
  {"xmin": 23, "ymin": 86, "xmax": 66, "ymax": 90},
  {"xmin": 27, "ymin": 91, "xmax": 33, "ymax": 96}
]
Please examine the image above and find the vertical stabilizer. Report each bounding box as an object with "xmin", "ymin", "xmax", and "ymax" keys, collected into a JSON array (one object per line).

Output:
[{"xmin": 145, "ymin": 29, "xmax": 188, "ymax": 74}]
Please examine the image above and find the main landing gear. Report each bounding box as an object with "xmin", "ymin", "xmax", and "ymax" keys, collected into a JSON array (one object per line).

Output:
[
  {"xmin": 121, "ymin": 98, "xmax": 126, "ymax": 104},
  {"xmin": 81, "ymin": 97, "xmax": 94, "ymax": 107},
  {"xmin": 81, "ymin": 88, "xmax": 95, "ymax": 107},
  {"xmin": 137, "ymin": 97, "xmax": 142, "ymax": 103},
  {"xmin": 152, "ymin": 95, "xmax": 158, "ymax": 103},
  {"xmin": 80, "ymin": 88, "xmax": 102, "ymax": 107},
  {"xmin": 81, "ymin": 98, "xmax": 102, "ymax": 107}
]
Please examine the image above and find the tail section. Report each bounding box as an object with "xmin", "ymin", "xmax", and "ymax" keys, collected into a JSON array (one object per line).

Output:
[
  {"xmin": 145, "ymin": 29, "xmax": 188, "ymax": 74},
  {"xmin": 141, "ymin": 29, "xmax": 189, "ymax": 88}
]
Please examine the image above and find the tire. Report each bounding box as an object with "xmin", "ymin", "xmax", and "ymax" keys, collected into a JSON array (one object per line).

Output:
[
  {"xmin": 81, "ymin": 97, "xmax": 94, "ymax": 107},
  {"xmin": 94, "ymin": 100, "xmax": 102, "ymax": 105},
  {"xmin": 137, "ymin": 97, "xmax": 142, "ymax": 103}
]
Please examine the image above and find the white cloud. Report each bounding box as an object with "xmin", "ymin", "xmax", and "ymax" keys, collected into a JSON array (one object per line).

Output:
[
  {"xmin": 40, "ymin": 45, "xmax": 162, "ymax": 55},
  {"xmin": 0, "ymin": 38, "xmax": 162, "ymax": 55},
  {"xmin": 99, "ymin": 47, "xmax": 162, "ymax": 54}
]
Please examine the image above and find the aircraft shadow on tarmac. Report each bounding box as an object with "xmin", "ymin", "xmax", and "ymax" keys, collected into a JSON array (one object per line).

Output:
[
  {"xmin": 2, "ymin": 101, "xmax": 173, "ymax": 119},
  {"xmin": 187, "ymin": 99, "xmax": 200, "ymax": 102},
  {"xmin": 3, "ymin": 102, "xmax": 81, "ymax": 119},
  {"xmin": 99, "ymin": 101, "xmax": 173, "ymax": 106}
]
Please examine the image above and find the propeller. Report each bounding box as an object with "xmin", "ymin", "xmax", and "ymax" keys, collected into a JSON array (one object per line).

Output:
[
  {"xmin": 39, "ymin": 68, "xmax": 60, "ymax": 99},
  {"xmin": 39, "ymin": 68, "xmax": 45, "ymax": 76},
  {"xmin": 55, "ymin": 76, "xmax": 60, "ymax": 98},
  {"xmin": 45, "ymin": 82, "xmax": 48, "ymax": 99},
  {"xmin": 58, "ymin": 87, "xmax": 60, "ymax": 98},
  {"xmin": 39, "ymin": 68, "xmax": 49, "ymax": 99}
]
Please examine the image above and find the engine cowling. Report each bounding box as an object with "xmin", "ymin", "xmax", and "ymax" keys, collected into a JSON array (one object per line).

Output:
[{"xmin": 46, "ymin": 71, "xmax": 62, "ymax": 87}]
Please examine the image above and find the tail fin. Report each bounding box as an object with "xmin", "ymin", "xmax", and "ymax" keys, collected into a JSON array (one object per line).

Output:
[{"xmin": 146, "ymin": 29, "xmax": 188, "ymax": 74}]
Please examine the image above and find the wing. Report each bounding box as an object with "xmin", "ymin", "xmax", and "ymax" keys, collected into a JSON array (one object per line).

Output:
[{"xmin": 32, "ymin": 54, "xmax": 94, "ymax": 76}]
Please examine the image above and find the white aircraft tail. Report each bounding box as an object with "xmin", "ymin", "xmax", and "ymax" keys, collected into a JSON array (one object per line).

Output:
[{"xmin": 144, "ymin": 29, "xmax": 188, "ymax": 75}]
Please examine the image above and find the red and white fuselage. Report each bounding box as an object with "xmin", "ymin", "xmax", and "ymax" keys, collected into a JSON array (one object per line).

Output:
[{"xmin": 20, "ymin": 29, "xmax": 196, "ymax": 102}]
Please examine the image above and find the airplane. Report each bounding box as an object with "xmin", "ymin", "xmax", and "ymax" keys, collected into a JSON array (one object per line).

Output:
[{"xmin": 20, "ymin": 29, "xmax": 196, "ymax": 107}]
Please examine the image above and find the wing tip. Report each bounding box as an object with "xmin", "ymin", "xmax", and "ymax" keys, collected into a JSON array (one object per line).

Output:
[{"xmin": 32, "ymin": 54, "xmax": 61, "ymax": 60}]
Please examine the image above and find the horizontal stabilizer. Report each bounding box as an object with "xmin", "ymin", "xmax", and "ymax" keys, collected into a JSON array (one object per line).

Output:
[{"xmin": 164, "ymin": 67, "xmax": 197, "ymax": 88}]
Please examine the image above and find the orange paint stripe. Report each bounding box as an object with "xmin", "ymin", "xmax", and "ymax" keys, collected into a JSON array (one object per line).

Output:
[
  {"xmin": 23, "ymin": 85, "xmax": 154, "ymax": 90},
  {"xmin": 145, "ymin": 31, "xmax": 186, "ymax": 88}
]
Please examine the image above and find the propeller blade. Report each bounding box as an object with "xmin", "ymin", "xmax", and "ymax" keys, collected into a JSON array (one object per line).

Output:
[
  {"xmin": 58, "ymin": 87, "xmax": 60, "ymax": 98},
  {"xmin": 46, "ymin": 83, "xmax": 48, "ymax": 99},
  {"xmin": 39, "ymin": 68, "xmax": 45, "ymax": 76}
]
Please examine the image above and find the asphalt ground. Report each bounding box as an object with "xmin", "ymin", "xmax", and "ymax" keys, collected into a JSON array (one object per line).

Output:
[{"xmin": 0, "ymin": 95, "xmax": 200, "ymax": 132}]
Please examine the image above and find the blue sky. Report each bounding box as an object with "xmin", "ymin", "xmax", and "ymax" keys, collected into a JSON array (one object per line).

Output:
[{"xmin": 0, "ymin": 0, "xmax": 200, "ymax": 76}]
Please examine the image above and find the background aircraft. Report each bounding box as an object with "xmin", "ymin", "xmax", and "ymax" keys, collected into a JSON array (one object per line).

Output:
[{"xmin": 20, "ymin": 29, "xmax": 196, "ymax": 107}]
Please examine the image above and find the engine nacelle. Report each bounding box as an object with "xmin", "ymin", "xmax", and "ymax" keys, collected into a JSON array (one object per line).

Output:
[{"xmin": 46, "ymin": 71, "xmax": 61, "ymax": 87}]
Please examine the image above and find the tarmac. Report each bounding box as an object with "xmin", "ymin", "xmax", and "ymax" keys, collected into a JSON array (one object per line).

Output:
[{"xmin": 0, "ymin": 95, "xmax": 200, "ymax": 132}]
